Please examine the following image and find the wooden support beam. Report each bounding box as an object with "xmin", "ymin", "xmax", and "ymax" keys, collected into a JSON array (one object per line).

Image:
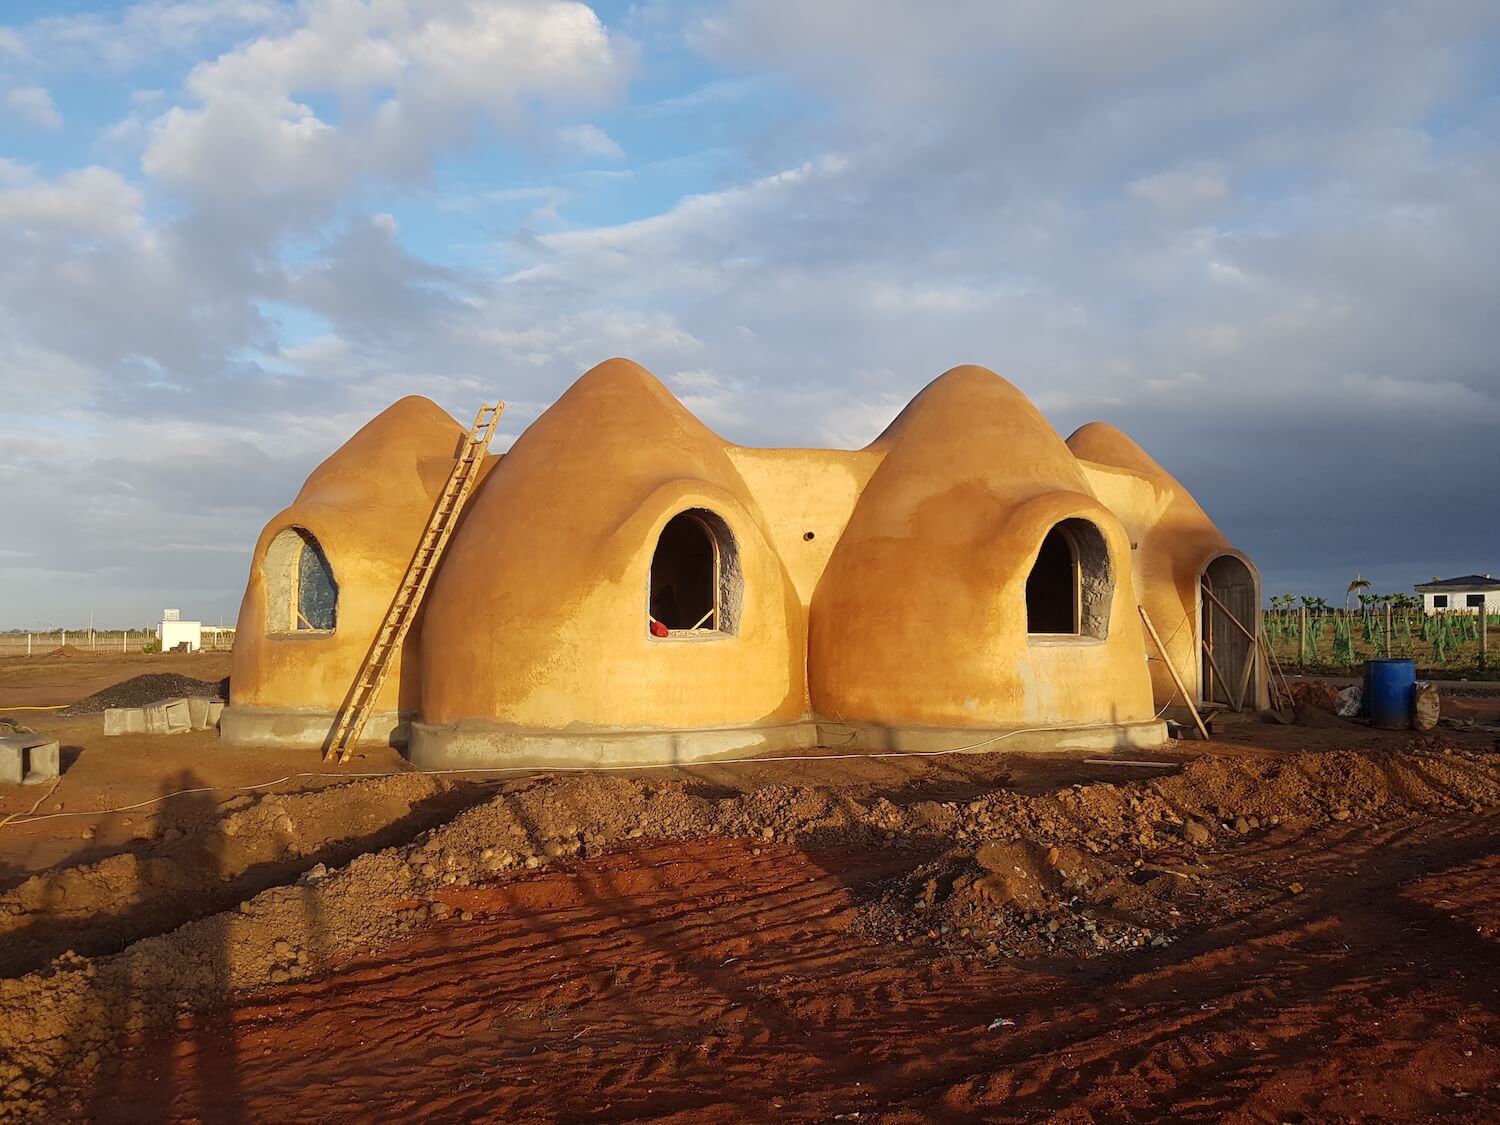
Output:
[
  {"xmin": 1234, "ymin": 633, "xmax": 1256, "ymax": 712},
  {"xmin": 1201, "ymin": 639, "xmax": 1231, "ymax": 710},
  {"xmin": 1200, "ymin": 583, "xmax": 1258, "ymax": 645},
  {"xmin": 1140, "ymin": 605, "xmax": 1211, "ymax": 742}
]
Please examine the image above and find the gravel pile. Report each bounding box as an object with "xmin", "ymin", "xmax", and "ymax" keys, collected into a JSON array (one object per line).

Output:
[{"xmin": 60, "ymin": 674, "xmax": 229, "ymax": 716}]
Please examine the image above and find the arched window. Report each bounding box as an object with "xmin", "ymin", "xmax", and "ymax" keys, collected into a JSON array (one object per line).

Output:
[
  {"xmin": 264, "ymin": 527, "xmax": 338, "ymax": 635},
  {"xmin": 1025, "ymin": 519, "xmax": 1111, "ymax": 639},
  {"xmin": 648, "ymin": 510, "xmax": 741, "ymax": 637}
]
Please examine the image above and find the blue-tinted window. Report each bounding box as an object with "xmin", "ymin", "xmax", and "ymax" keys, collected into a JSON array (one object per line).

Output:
[{"xmin": 297, "ymin": 536, "xmax": 337, "ymax": 631}]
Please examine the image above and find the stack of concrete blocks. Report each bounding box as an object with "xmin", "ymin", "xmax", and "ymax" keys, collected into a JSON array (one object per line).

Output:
[
  {"xmin": 0, "ymin": 733, "xmax": 61, "ymax": 786},
  {"xmin": 103, "ymin": 696, "xmax": 225, "ymax": 736}
]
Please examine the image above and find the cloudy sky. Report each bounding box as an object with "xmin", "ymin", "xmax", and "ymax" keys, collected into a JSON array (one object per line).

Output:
[{"xmin": 1, "ymin": 0, "xmax": 1497, "ymax": 628}]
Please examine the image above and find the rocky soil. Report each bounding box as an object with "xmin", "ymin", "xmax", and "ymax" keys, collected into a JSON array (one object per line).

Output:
[{"xmin": 2, "ymin": 742, "xmax": 1498, "ymax": 1120}]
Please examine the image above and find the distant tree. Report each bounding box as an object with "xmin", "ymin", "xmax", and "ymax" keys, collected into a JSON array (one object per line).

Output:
[{"xmin": 1346, "ymin": 575, "xmax": 1371, "ymax": 613}]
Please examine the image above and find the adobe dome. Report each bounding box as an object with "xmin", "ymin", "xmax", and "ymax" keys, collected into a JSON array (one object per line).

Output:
[{"xmin": 224, "ymin": 358, "xmax": 1257, "ymax": 764}]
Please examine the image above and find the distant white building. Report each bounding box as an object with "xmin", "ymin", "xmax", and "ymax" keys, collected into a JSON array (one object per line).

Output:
[
  {"xmin": 1413, "ymin": 575, "xmax": 1500, "ymax": 614},
  {"xmin": 158, "ymin": 608, "xmax": 203, "ymax": 651}
]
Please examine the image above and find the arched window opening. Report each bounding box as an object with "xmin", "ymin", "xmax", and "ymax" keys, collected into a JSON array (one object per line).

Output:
[
  {"xmin": 648, "ymin": 510, "xmax": 741, "ymax": 637},
  {"xmin": 264, "ymin": 527, "xmax": 338, "ymax": 635},
  {"xmin": 1025, "ymin": 519, "xmax": 1112, "ymax": 639}
]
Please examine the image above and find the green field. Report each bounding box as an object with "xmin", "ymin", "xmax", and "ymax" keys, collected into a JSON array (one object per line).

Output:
[{"xmin": 1263, "ymin": 610, "xmax": 1498, "ymax": 677}]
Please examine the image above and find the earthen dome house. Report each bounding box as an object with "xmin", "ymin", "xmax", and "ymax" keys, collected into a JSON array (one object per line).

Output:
[{"xmin": 223, "ymin": 360, "xmax": 1260, "ymax": 768}]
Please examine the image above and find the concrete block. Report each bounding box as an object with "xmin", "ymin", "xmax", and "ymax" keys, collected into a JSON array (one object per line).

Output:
[
  {"xmin": 0, "ymin": 734, "xmax": 61, "ymax": 785},
  {"xmin": 143, "ymin": 697, "xmax": 192, "ymax": 735},
  {"xmin": 187, "ymin": 696, "xmax": 211, "ymax": 729},
  {"xmin": 23, "ymin": 741, "xmax": 58, "ymax": 784},
  {"xmin": 206, "ymin": 699, "xmax": 225, "ymax": 728},
  {"xmin": 104, "ymin": 707, "xmax": 147, "ymax": 736}
]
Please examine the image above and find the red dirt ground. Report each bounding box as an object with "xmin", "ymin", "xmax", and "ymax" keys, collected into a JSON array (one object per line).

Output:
[
  {"xmin": 79, "ymin": 820, "xmax": 1500, "ymax": 1124},
  {"xmin": 2, "ymin": 651, "xmax": 1499, "ymax": 1123}
]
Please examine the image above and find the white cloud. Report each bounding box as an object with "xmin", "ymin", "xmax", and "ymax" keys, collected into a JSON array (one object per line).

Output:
[
  {"xmin": 558, "ymin": 123, "xmax": 624, "ymax": 158},
  {"xmin": 142, "ymin": 0, "xmax": 635, "ymax": 224},
  {"xmin": 3, "ymin": 86, "xmax": 62, "ymax": 129},
  {"xmin": 0, "ymin": 164, "xmax": 143, "ymax": 237},
  {"xmin": 1, "ymin": 1, "xmax": 288, "ymax": 70},
  {"xmin": 1129, "ymin": 162, "xmax": 1230, "ymax": 211}
]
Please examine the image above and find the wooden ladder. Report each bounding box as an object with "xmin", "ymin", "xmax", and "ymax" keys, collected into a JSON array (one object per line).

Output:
[{"xmin": 323, "ymin": 401, "xmax": 504, "ymax": 763}]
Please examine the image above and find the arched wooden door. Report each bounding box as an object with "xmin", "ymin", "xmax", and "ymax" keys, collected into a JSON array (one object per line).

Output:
[{"xmin": 1201, "ymin": 554, "xmax": 1258, "ymax": 709}]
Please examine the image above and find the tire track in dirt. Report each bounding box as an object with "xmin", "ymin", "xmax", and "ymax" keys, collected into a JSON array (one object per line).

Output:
[
  {"xmin": 64, "ymin": 814, "xmax": 1500, "ymax": 1123},
  {"xmin": 879, "ymin": 814, "xmax": 1500, "ymax": 1122},
  {"xmin": 8, "ymin": 748, "xmax": 1500, "ymax": 1122},
  {"xmin": 83, "ymin": 839, "xmax": 889, "ymax": 1122}
]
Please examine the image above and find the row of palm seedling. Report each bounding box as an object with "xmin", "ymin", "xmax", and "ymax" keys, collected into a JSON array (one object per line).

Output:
[{"xmin": 1263, "ymin": 596, "xmax": 1495, "ymax": 670}]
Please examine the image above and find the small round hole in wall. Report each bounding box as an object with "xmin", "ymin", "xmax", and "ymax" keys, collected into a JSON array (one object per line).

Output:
[{"xmin": 803, "ymin": 531, "xmax": 816, "ymax": 541}]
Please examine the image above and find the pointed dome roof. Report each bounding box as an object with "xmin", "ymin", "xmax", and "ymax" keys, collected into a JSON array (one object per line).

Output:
[
  {"xmin": 418, "ymin": 358, "xmax": 801, "ymax": 729},
  {"xmin": 1068, "ymin": 421, "xmax": 1174, "ymax": 482},
  {"xmin": 296, "ymin": 395, "xmax": 465, "ymax": 509},
  {"xmin": 854, "ymin": 365, "xmax": 1091, "ymax": 535},
  {"xmin": 1066, "ymin": 421, "xmax": 1212, "ymax": 523},
  {"xmin": 501, "ymin": 357, "xmax": 730, "ymax": 480},
  {"xmin": 808, "ymin": 364, "xmax": 1145, "ymax": 727}
]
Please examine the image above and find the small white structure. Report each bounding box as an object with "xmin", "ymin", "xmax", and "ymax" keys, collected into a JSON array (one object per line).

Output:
[
  {"xmin": 158, "ymin": 608, "xmax": 203, "ymax": 652},
  {"xmin": 1414, "ymin": 575, "xmax": 1500, "ymax": 614}
]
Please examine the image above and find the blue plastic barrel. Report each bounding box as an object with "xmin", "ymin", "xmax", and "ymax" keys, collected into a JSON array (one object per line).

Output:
[{"xmin": 1365, "ymin": 658, "xmax": 1416, "ymax": 730}]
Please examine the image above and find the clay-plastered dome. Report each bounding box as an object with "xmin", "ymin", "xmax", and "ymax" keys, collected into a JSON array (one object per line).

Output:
[
  {"xmin": 417, "ymin": 358, "xmax": 805, "ymax": 736},
  {"xmin": 810, "ymin": 365, "xmax": 1154, "ymax": 728}
]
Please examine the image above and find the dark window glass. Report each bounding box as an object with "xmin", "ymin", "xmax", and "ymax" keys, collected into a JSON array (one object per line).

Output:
[
  {"xmin": 650, "ymin": 514, "xmax": 716, "ymax": 631},
  {"xmin": 1026, "ymin": 527, "xmax": 1077, "ymax": 634},
  {"xmin": 297, "ymin": 537, "xmax": 338, "ymax": 631}
]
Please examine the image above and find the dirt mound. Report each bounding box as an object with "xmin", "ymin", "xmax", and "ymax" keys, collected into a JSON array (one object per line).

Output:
[
  {"xmin": 0, "ymin": 773, "xmax": 458, "ymax": 978},
  {"xmin": 857, "ymin": 837, "xmax": 1198, "ymax": 957},
  {"xmin": 42, "ymin": 646, "xmax": 88, "ymax": 659},
  {"xmin": 1, "ymin": 747, "xmax": 1498, "ymax": 1119},
  {"xmin": 59, "ymin": 674, "xmax": 229, "ymax": 716},
  {"xmin": 1285, "ymin": 680, "xmax": 1344, "ymax": 712}
]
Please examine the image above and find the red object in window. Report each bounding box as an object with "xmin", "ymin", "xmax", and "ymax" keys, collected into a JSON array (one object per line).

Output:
[{"xmin": 650, "ymin": 620, "xmax": 669, "ymax": 638}]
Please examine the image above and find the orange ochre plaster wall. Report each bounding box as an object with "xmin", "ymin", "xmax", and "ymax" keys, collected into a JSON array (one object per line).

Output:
[{"xmin": 225, "ymin": 359, "xmax": 1254, "ymax": 756}]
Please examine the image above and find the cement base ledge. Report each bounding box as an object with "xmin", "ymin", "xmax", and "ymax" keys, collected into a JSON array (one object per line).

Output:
[
  {"xmin": 815, "ymin": 718, "xmax": 1169, "ymax": 755},
  {"xmin": 219, "ymin": 705, "xmax": 412, "ymax": 750},
  {"xmin": 406, "ymin": 716, "xmax": 1169, "ymax": 771},
  {"xmin": 407, "ymin": 719, "xmax": 818, "ymax": 771}
]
